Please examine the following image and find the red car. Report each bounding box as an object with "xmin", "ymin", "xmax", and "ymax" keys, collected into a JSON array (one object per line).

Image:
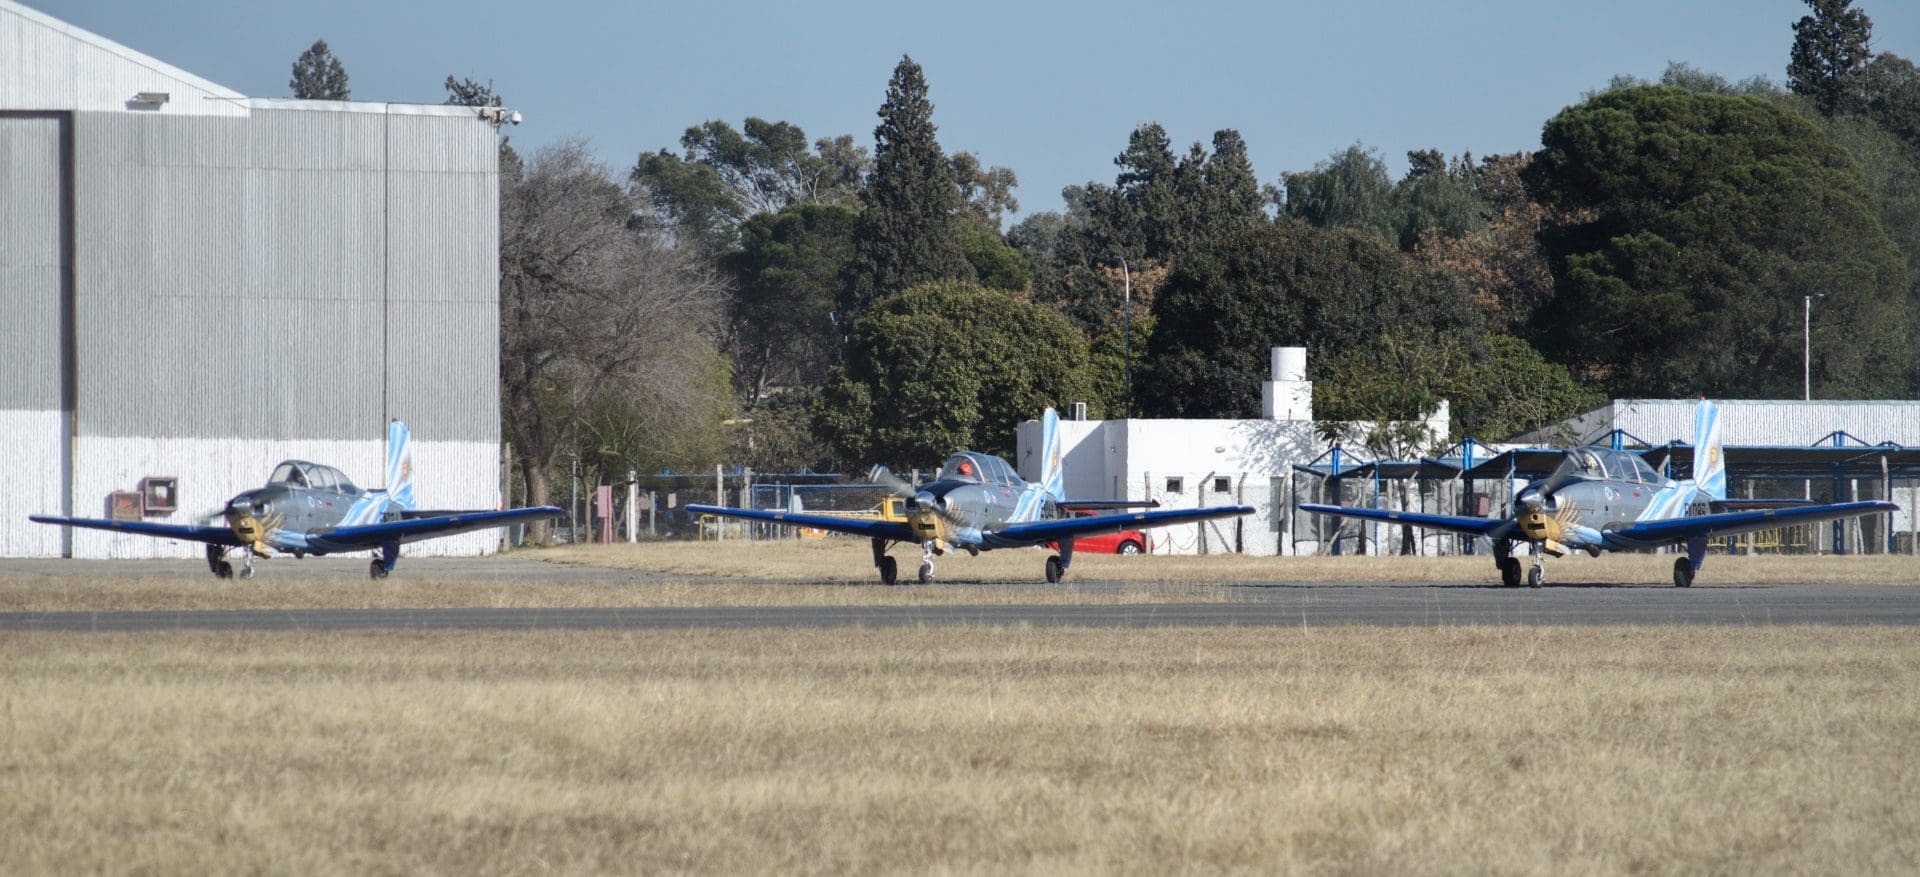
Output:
[{"xmin": 1052, "ymin": 513, "xmax": 1151, "ymax": 555}]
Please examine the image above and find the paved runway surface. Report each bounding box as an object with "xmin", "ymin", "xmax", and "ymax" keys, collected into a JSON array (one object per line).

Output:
[{"xmin": 4, "ymin": 580, "xmax": 1916, "ymax": 631}]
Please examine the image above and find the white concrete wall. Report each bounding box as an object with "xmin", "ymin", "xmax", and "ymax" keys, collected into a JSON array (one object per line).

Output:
[
  {"xmin": 1, "ymin": 409, "xmax": 64, "ymax": 557},
  {"xmin": 64, "ymin": 437, "xmax": 501, "ymax": 558}
]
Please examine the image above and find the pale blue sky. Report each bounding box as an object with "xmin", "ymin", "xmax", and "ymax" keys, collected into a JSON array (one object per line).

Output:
[{"xmin": 37, "ymin": 0, "xmax": 1920, "ymax": 219}]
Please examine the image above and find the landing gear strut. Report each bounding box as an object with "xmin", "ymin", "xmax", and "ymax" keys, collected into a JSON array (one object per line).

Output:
[
  {"xmin": 872, "ymin": 538, "xmax": 898, "ymax": 585},
  {"xmin": 918, "ymin": 540, "xmax": 937, "ymax": 584}
]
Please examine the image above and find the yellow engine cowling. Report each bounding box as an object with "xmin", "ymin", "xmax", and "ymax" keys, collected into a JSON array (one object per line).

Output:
[
  {"xmin": 1515, "ymin": 503, "xmax": 1575, "ymax": 558},
  {"xmin": 228, "ymin": 511, "xmax": 283, "ymax": 557}
]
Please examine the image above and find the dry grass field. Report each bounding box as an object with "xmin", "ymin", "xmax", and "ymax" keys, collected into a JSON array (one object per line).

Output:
[
  {"xmin": 2, "ymin": 540, "xmax": 1914, "ymax": 613},
  {"xmin": 4, "ymin": 626, "xmax": 1917, "ymax": 875}
]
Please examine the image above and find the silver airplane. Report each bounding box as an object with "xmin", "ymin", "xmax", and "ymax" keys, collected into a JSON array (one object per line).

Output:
[
  {"xmin": 1303, "ymin": 401, "xmax": 1898, "ymax": 587},
  {"xmin": 33, "ymin": 420, "xmax": 561, "ymax": 579},
  {"xmin": 690, "ymin": 407, "xmax": 1252, "ymax": 584}
]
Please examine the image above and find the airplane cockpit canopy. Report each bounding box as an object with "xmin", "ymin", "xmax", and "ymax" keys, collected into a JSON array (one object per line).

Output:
[
  {"xmin": 269, "ymin": 460, "xmax": 360, "ymax": 493},
  {"xmin": 1551, "ymin": 448, "xmax": 1665, "ymax": 485},
  {"xmin": 938, "ymin": 452, "xmax": 1020, "ymax": 486}
]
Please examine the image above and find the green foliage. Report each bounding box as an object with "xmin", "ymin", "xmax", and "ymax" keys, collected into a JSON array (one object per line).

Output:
[
  {"xmin": 718, "ymin": 204, "xmax": 857, "ymax": 407},
  {"xmin": 1789, "ymin": 0, "xmax": 1874, "ymax": 116},
  {"xmin": 1865, "ymin": 53, "xmax": 1920, "ymax": 150},
  {"xmin": 1086, "ymin": 312, "xmax": 1154, "ymax": 419},
  {"xmin": 817, "ymin": 281, "xmax": 1093, "ymax": 465},
  {"xmin": 1526, "ymin": 86, "xmax": 1910, "ymax": 398},
  {"xmin": 1138, "ymin": 220, "xmax": 1484, "ymax": 418},
  {"xmin": 632, "ymin": 118, "xmax": 866, "ymax": 250},
  {"xmin": 289, "ymin": 39, "xmax": 349, "ymax": 100},
  {"xmin": 844, "ymin": 56, "xmax": 976, "ymax": 317},
  {"xmin": 950, "ymin": 152, "xmax": 1020, "ymax": 229},
  {"xmin": 1446, "ymin": 335, "xmax": 1606, "ymax": 442},
  {"xmin": 1391, "ymin": 150, "xmax": 1487, "ymax": 251},
  {"xmin": 960, "ymin": 221, "xmax": 1032, "ymax": 293},
  {"xmin": 1276, "ymin": 144, "xmax": 1397, "ymax": 242}
]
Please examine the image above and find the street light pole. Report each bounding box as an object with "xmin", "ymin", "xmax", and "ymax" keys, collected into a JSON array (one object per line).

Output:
[
  {"xmin": 1804, "ymin": 293, "xmax": 1824, "ymax": 401},
  {"xmin": 1115, "ymin": 256, "xmax": 1131, "ymax": 419}
]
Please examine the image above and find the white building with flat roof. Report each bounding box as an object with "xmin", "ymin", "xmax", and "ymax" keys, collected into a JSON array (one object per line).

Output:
[{"xmin": 1015, "ymin": 347, "xmax": 1448, "ymax": 555}]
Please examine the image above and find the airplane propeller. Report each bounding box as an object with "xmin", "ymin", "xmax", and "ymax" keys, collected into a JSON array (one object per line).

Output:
[
  {"xmin": 868, "ymin": 466, "xmax": 965, "ymax": 548},
  {"xmin": 224, "ymin": 498, "xmax": 284, "ymax": 558}
]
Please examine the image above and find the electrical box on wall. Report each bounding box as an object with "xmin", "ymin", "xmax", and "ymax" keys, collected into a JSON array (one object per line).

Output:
[
  {"xmin": 139, "ymin": 477, "xmax": 178, "ymax": 515},
  {"xmin": 107, "ymin": 491, "xmax": 143, "ymax": 521}
]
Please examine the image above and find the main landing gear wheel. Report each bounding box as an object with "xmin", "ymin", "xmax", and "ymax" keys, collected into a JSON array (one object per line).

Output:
[
  {"xmin": 1672, "ymin": 558, "xmax": 1695, "ymax": 588},
  {"xmin": 917, "ymin": 562, "xmax": 934, "ymax": 584},
  {"xmin": 213, "ymin": 561, "xmax": 235, "ymax": 579},
  {"xmin": 368, "ymin": 559, "xmax": 390, "ymax": 580},
  {"xmin": 1498, "ymin": 557, "xmax": 1521, "ymax": 588},
  {"xmin": 1044, "ymin": 555, "xmax": 1064, "ymax": 584},
  {"xmin": 878, "ymin": 556, "xmax": 898, "ymax": 586}
]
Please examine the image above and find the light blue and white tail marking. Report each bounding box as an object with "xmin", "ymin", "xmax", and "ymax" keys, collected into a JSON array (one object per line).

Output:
[
  {"xmin": 1039, "ymin": 407, "xmax": 1065, "ymax": 502},
  {"xmin": 341, "ymin": 419, "xmax": 415, "ymax": 526},
  {"xmin": 385, "ymin": 418, "xmax": 415, "ymax": 511},
  {"xmin": 1692, "ymin": 399, "xmax": 1726, "ymax": 501}
]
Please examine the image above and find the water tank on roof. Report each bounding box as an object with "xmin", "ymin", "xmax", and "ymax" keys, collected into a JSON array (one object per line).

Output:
[{"xmin": 1272, "ymin": 347, "xmax": 1306, "ymax": 382}]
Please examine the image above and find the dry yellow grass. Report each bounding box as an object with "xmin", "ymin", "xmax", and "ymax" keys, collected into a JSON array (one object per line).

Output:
[{"xmin": 4, "ymin": 626, "xmax": 1917, "ymax": 874}]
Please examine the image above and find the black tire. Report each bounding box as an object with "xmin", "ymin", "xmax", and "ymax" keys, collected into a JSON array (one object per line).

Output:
[
  {"xmin": 1527, "ymin": 566, "xmax": 1543, "ymax": 589},
  {"xmin": 1044, "ymin": 555, "xmax": 1064, "ymax": 584},
  {"xmin": 1499, "ymin": 558, "xmax": 1521, "ymax": 588},
  {"xmin": 879, "ymin": 556, "xmax": 898, "ymax": 586},
  {"xmin": 1673, "ymin": 557, "xmax": 1694, "ymax": 588},
  {"xmin": 214, "ymin": 561, "xmax": 234, "ymax": 579},
  {"xmin": 1117, "ymin": 540, "xmax": 1143, "ymax": 556},
  {"xmin": 917, "ymin": 562, "xmax": 933, "ymax": 584},
  {"xmin": 368, "ymin": 560, "xmax": 389, "ymax": 580}
]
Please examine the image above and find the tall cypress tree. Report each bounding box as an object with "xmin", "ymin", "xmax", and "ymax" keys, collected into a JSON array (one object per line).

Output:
[
  {"xmin": 1788, "ymin": 0, "xmax": 1873, "ymax": 116},
  {"xmin": 843, "ymin": 56, "xmax": 974, "ymax": 318},
  {"xmin": 290, "ymin": 39, "xmax": 350, "ymax": 100}
]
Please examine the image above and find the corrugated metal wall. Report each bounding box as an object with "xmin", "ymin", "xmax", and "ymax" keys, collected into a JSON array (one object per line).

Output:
[
  {"xmin": 1, "ymin": 102, "xmax": 502, "ymax": 557},
  {"xmin": 0, "ymin": 113, "xmax": 66, "ymax": 556}
]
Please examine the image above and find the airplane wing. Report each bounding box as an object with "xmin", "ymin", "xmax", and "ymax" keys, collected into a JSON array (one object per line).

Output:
[
  {"xmin": 1298, "ymin": 504, "xmax": 1515, "ymax": 539},
  {"xmin": 685, "ymin": 504, "xmax": 918, "ymax": 542},
  {"xmin": 991, "ymin": 505, "xmax": 1254, "ymax": 546},
  {"xmin": 28, "ymin": 515, "xmax": 247, "ymax": 546},
  {"xmin": 305, "ymin": 506, "xmax": 564, "ymax": 550},
  {"xmin": 1606, "ymin": 500, "xmax": 1897, "ymax": 544}
]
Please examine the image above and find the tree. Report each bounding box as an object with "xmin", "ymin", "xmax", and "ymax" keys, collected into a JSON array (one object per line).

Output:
[
  {"xmin": 843, "ymin": 56, "xmax": 975, "ymax": 318},
  {"xmin": 499, "ymin": 141, "xmax": 725, "ymax": 540},
  {"xmin": 1138, "ymin": 220, "xmax": 1484, "ymax": 419},
  {"xmin": 950, "ymin": 151, "xmax": 1020, "ymax": 229},
  {"xmin": 718, "ymin": 203, "xmax": 857, "ymax": 408},
  {"xmin": 1865, "ymin": 53, "xmax": 1920, "ymax": 150},
  {"xmin": 816, "ymin": 281, "xmax": 1093, "ymax": 464},
  {"xmin": 1275, "ymin": 144, "xmax": 1397, "ymax": 242},
  {"xmin": 443, "ymin": 76, "xmax": 516, "ymax": 162},
  {"xmin": 632, "ymin": 118, "xmax": 868, "ymax": 251},
  {"xmin": 1788, "ymin": 0, "xmax": 1874, "ymax": 116},
  {"xmin": 1390, "ymin": 149, "xmax": 1487, "ymax": 251},
  {"xmin": 1526, "ymin": 86, "xmax": 1910, "ymax": 398},
  {"xmin": 289, "ymin": 39, "xmax": 349, "ymax": 100}
]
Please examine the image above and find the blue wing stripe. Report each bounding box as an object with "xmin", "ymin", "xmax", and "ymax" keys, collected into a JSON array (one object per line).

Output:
[
  {"xmin": 1607, "ymin": 501, "xmax": 1896, "ymax": 543},
  {"xmin": 29, "ymin": 515, "xmax": 246, "ymax": 546},
  {"xmin": 1299, "ymin": 504, "xmax": 1512, "ymax": 538},
  {"xmin": 993, "ymin": 505, "xmax": 1253, "ymax": 545},
  {"xmin": 685, "ymin": 505, "xmax": 917, "ymax": 542},
  {"xmin": 308, "ymin": 506, "xmax": 563, "ymax": 549}
]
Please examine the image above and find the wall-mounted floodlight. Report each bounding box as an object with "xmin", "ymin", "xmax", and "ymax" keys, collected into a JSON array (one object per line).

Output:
[
  {"xmin": 130, "ymin": 91, "xmax": 170, "ymax": 105},
  {"xmin": 477, "ymin": 106, "xmax": 522, "ymax": 126}
]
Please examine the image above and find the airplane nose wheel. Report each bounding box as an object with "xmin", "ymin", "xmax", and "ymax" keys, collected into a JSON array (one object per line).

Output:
[{"xmin": 1528, "ymin": 546, "xmax": 1545, "ymax": 589}]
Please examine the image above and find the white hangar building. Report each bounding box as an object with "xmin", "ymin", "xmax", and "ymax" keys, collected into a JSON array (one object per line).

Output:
[
  {"xmin": 1014, "ymin": 347, "xmax": 1449, "ymax": 556},
  {"xmin": 0, "ymin": 1, "xmax": 507, "ymax": 558}
]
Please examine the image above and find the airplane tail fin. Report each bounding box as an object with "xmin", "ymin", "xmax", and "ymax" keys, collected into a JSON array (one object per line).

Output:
[
  {"xmin": 1040, "ymin": 407, "xmax": 1065, "ymax": 501},
  {"xmin": 385, "ymin": 419, "xmax": 416, "ymax": 511},
  {"xmin": 1693, "ymin": 400, "xmax": 1726, "ymax": 501}
]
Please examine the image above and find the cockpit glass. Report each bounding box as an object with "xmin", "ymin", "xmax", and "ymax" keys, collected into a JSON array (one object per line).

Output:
[
  {"xmin": 981, "ymin": 455, "xmax": 1016, "ymax": 485},
  {"xmin": 269, "ymin": 462, "xmax": 305, "ymax": 486},
  {"xmin": 939, "ymin": 454, "xmax": 984, "ymax": 483},
  {"xmin": 1551, "ymin": 449, "xmax": 1663, "ymax": 484}
]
